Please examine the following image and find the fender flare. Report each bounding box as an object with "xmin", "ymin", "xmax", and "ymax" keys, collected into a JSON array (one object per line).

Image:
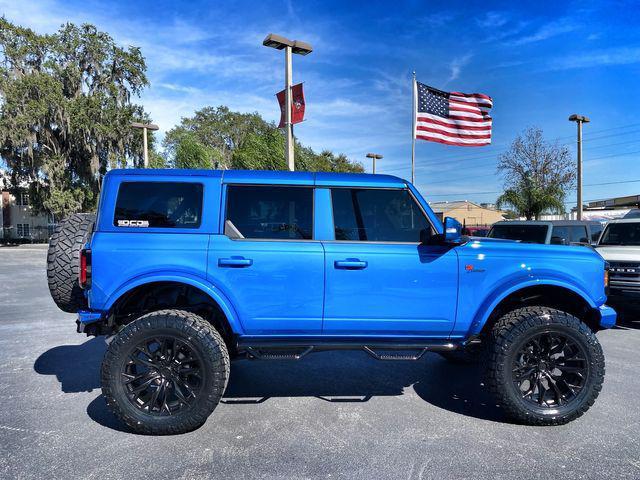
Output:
[
  {"xmin": 468, "ymin": 278, "xmax": 597, "ymax": 336},
  {"xmin": 103, "ymin": 272, "xmax": 244, "ymax": 335}
]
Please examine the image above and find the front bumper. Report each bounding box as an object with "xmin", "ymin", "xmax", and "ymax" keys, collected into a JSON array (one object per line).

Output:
[{"xmin": 597, "ymin": 304, "xmax": 617, "ymax": 329}]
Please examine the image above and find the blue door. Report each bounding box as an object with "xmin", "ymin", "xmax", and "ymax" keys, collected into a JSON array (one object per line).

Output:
[
  {"xmin": 208, "ymin": 184, "xmax": 324, "ymax": 335},
  {"xmin": 321, "ymin": 187, "xmax": 458, "ymax": 337}
]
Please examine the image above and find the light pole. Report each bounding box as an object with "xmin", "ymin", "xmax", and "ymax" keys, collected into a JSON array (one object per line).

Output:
[
  {"xmin": 131, "ymin": 122, "xmax": 159, "ymax": 168},
  {"xmin": 263, "ymin": 33, "xmax": 312, "ymax": 171},
  {"xmin": 568, "ymin": 114, "xmax": 590, "ymax": 220},
  {"xmin": 366, "ymin": 153, "xmax": 383, "ymax": 174}
]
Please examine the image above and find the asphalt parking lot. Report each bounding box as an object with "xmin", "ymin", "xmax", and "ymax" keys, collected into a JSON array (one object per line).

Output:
[{"xmin": 1, "ymin": 247, "xmax": 639, "ymax": 479}]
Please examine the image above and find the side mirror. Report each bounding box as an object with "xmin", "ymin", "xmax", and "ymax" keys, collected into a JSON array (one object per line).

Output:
[{"xmin": 443, "ymin": 217, "xmax": 463, "ymax": 244}]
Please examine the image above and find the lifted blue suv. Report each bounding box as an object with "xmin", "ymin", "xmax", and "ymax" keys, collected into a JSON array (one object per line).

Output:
[{"xmin": 46, "ymin": 169, "xmax": 616, "ymax": 434}]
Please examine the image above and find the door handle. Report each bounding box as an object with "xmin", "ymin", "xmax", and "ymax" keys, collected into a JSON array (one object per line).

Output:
[
  {"xmin": 218, "ymin": 257, "xmax": 253, "ymax": 268},
  {"xmin": 334, "ymin": 259, "xmax": 368, "ymax": 270}
]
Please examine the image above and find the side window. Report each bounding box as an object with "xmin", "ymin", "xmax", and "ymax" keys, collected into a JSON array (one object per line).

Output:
[
  {"xmin": 570, "ymin": 226, "xmax": 589, "ymax": 244},
  {"xmin": 225, "ymin": 185, "xmax": 313, "ymax": 240},
  {"xmin": 331, "ymin": 188, "xmax": 431, "ymax": 242},
  {"xmin": 114, "ymin": 182, "xmax": 203, "ymax": 228},
  {"xmin": 551, "ymin": 226, "xmax": 570, "ymax": 244},
  {"xmin": 590, "ymin": 224, "xmax": 603, "ymax": 243}
]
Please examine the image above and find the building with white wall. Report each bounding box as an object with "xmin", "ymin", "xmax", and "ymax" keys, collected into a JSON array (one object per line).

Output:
[{"xmin": 1, "ymin": 171, "xmax": 53, "ymax": 242}]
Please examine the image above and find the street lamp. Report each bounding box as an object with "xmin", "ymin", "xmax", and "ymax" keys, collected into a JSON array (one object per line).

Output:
[
  {"xmin": 366, "ymin": 153, "xmax": 383, "ymax": 174},
  {"xmin": 131, "ymin": 122, "xmax": 159, "ymax": 168},
  {"xmin": 568, "ymin": 114, "xmax": 590, "ymax": 220},
  {"xmin": 263, "ymin": 33, "xmax": 312, "ymax": 171}
]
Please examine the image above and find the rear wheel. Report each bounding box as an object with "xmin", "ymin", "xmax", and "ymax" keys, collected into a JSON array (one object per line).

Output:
[
  {"xmin": 486, "ymin": 307, "xmax": 605, "ymax": 425},
  {"xmin": 101, "ymin": 309, "xmax": 229, "ymax": 435}
]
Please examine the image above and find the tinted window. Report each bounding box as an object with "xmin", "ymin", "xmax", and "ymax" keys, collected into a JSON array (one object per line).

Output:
[
  {"xmin": 590, "ymin": 223, "xmax": 603, "ymax": 243},
  {"xmin": 599, "ymin": 223, "xmax": 640, "ymax": 246},
  {"xmin": 552, "ymin": 225, "xmax": 589, "ymax": 244},
  {"xmin": 488, "ymin": 224, "xmax": 548, "ymax": 243},
  {"xmin": 114, "ymin": 182, "xmax": 203, "ymax": 228},
  {"xmin": 331, "ymin": 188, "xmax": 431, "ymax": 242},
  {"xmin": 225, "ymin": 186, "xmax": 313, "ymax": 240},
  {"xmin": 551, "ymin": 226, "xmax": 570, "ymax": 244},
  {"xmin": 569, "ymin": 226, "xmax": 589, "ymax": 243}
]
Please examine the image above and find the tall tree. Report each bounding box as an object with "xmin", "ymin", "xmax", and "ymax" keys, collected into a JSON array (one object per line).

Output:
[
  {"xmin": 164, "ymin": 105, "xmax": 364, "ymax": 173},
  {"xmin": 496, "ymin": 127, "xmax": 575, "ymax": 220},
  {"xmin": 0, "ymin": 19, "xmax": 151, "ymax": 218},
  {"xmin": 173, "ymin": 133, "xmax": 223, "ymax": 169}
]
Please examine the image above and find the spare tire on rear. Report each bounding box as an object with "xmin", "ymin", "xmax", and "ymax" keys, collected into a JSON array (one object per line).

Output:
[{"xmin": 47, "ymin": 213, "xmax": 96, "ymax": 313}]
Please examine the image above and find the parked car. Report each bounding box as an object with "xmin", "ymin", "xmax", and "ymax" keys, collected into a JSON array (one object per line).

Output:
[
  {"xmin": 623, "ymin": 209, "xmax": 640, "ymax": 219},
  {"xmin": 461, "ymin": 225, "xmax": 491, "ymax": 237},
  {"xmin": 596, "ymin": 217, "xmax": 640, "ymax": 304},
  {"xmin": 487, "ymin": 220, "xmax": 603, "ymax": 246},
  {"xmin": 46, "ymin": 169, "xmax": 615, "ymax": 434}
]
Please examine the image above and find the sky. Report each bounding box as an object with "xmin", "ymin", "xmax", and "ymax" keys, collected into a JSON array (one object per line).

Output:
[{"xmin": 2, "ymin": 0, "xmax": 640, "ymax": 207}]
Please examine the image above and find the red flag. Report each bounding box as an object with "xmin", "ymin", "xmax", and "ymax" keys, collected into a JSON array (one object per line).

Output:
[{"xmin": 277, "ymin": 83, "xmax": 305, "ymax": 128}]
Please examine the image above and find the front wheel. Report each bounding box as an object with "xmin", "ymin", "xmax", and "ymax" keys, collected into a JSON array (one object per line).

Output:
[
  {"xmin": 101, "ymin": 309, "xmax": 229, "ymax": 435},
  {"xmin": 486, "ymin": 307, "xmax": 605, "ymax": 425}
]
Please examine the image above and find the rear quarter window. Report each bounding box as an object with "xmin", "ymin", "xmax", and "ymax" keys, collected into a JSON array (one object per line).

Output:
[{"xmin": 114, "ymin": 182, "xmax": 203, "ymax": 228}]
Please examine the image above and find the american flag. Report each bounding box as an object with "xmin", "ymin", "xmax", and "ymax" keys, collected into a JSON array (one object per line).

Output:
[{"xmin": 415, "ymin": 81, "xmax": 493, "ymax": 146}]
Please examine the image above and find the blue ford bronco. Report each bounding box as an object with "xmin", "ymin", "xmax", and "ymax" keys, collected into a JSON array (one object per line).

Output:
[{"xmin": 46, "ymin": 169, "xmax": 616, "ymax": 434}]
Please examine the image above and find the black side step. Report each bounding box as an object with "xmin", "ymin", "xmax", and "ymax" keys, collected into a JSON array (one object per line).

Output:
[
  {"xmin": 362, "ymin": 346, "xmax": 428, "ymax": 361},
  {"xmin": 237, "ymin": 337, "xmax": 460, "ymax": 361},
  {"xmin": 245, "ymin": 346, "xmax": 314, "ymax": 360}
]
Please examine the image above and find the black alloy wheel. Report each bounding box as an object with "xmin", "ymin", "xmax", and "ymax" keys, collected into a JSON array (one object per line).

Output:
[
  {"xmin": 122, "ymin": 336, "xmax": 204, "ymax": 416},
  {"xmin": 511, "ymin": 330, "xmax": 588, "ymax": 409}
]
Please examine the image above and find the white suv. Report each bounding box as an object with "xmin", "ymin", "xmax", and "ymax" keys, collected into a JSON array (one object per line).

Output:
[{"xmin": 596, "ymin": 218, "xmax": 640, "ymax": 302}]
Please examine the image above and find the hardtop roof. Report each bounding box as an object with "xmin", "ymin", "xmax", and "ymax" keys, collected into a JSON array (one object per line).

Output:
[
  {"xmin": 105, "ymin": 169, "xmax": 407, "ymax": 188},
  {"xmin": 492, "ymin": 220, "xmax": 601, "ymax": 226}
]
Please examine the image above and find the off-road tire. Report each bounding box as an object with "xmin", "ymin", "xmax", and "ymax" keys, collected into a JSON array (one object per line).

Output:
[
  {"xmin": 101, "ymin": 309, "xmax": 230, "ymax": 435},
  {"xmin": 486, "ymin": 306, "xmax": 605, "ymax": 425},
  {"xmin": 46, "ymin": 213, "xmax": 95, "ymax": 313}
]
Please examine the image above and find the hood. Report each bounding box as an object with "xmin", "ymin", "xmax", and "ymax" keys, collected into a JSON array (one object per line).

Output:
[
  {"xmin": 468, "ymin": 236, "xmax": 515, "ymax": 243},
  {"xmin": 595, "ymin": 245, "xmax": 640, "ymax": 262}
]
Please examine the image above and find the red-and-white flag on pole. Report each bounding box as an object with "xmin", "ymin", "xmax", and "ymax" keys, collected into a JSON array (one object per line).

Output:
[{"xmin": 277, "ymin": 82, "xmax": 305, "ymax": 128}]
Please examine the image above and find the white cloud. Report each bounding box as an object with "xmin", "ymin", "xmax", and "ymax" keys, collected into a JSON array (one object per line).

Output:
[
  {"xmin": 156, "ymin": 83, "xmax": 202, "ymax": 94},
  {"xmin": 447, "ymin": 54, "xmax": 473, "ymax": 83},
  {"xmin": 548, "ymin": 46, "xmax": 640, "ymax": 70},
  {"xmin": 510, "ymin": 18, "xmax": 579, "ymax": 46},
  {"xmin": 477, "ymin": 12, "xmax": 509, "ymax": 28},
  {"xmin": 419, "ymin": 12, "xmax": 455, "ymax": 28}
]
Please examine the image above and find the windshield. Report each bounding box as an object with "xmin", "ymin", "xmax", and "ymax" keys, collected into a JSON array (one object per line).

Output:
[
  {"xmin": 488, "ymin": 224, "xmax": 548, "ymax": 243},
  {"xmin": 599, "ymin": 222, "xmax": 640, "ymax": 246}
]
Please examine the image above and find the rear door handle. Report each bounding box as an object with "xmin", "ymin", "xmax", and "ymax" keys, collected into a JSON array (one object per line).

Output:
[
  {"xmin": 218, "ymin": 257, "xmax": 253, "ymax": 268},
  {"xmin": 334, "ymin": 259, "xmax": 368, "ymax": 270}
]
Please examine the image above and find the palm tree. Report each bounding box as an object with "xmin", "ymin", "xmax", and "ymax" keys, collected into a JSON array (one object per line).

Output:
[
  {"xmin": 496, "ymin": 127, "xmax": 575, "ymax": 219},
  {"xmin": 496, "ymin": 176, "xmax": 565, "ymax": 220}
]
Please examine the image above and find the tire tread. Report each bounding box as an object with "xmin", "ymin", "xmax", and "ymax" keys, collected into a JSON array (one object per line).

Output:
[{"xmin": 46, "ymin": 213, "xmax": 95, "ymax": 312}]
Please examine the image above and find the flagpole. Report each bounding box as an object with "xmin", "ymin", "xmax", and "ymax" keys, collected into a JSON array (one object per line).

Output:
[{"xmin": 411, "ymin": 71, "xmax": 417, "ymax": 184}]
